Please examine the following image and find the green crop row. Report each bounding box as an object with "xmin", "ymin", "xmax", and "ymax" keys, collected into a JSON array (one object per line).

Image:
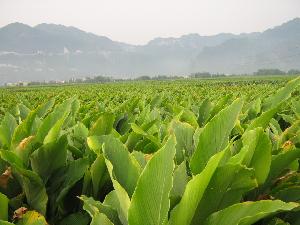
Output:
[{"xmin": 0, "ymin": 76, "xmax": 300, "ymax": 224}]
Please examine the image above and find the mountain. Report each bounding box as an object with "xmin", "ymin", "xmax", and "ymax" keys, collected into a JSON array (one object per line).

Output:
[
  {"xmin": 0, "ymin": 18, "xmax": 299, "ymax": 83},
  {"xmin": 192, "ymin": 18, "xmax": 300, "ymax": 74}
]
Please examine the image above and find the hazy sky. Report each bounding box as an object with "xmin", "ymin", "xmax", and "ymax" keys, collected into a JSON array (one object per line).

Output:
[{"xmin": 1, "ymin": 0, "xmax": 300, "ymax": 44}]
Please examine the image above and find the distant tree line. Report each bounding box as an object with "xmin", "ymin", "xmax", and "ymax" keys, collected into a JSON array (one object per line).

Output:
[
  {"xmin": 189, "ymin": 72, "xmax": 226, "ymax": 78},
  {"xmin": 25, "ymin": 69, "xmax": 300, "ymax": 86},
  {"xmin": 254, "ymin": 69, "xmax": 300, "ymax": 75}
]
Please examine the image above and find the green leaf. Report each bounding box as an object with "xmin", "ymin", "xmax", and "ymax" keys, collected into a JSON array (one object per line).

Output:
[
  {"xmin": 35, "ymin": 98, "xmax": 73, "ymax": 143},
  {"xmin": 87, "ymin": 135, "xmax": 105, "ymax": 154},
  {"xmin": 246, "ymin": 107, "xmax": 278, "ymax": 132},
  {"xmin": 0, "ymin": 220, "xmax": 14, "ymax": 225},
  {"xmin": 209, "ymin": 95, "xmax": 232, "ymax": 119},
  {"xmin": 80, "ymin": 195, "xmax": 122, "ymax": 225},
  {"xmin": 274, "ymin": 186, "xmax": 300, "ymax": 202},
  {"xmin": 36, "ymin": 98, "xmax": 55, "ymax": 118},
  {"xmin": 265, "ymin": 148, "xmax": 300, "ymax": 186},
  {"xmin": 204, "ymin": 200, "xmax": 298, "ymax": 225},
  {"xmin": 89, "ymin": 113, "xmax": 115, "ymax": 136},
  {"xmin": 191, "ymin": 164, "xmax": 257, "ymax": 224},
  {"xmin": 190, "ymin": 98, "xmax": 243, "ymax": 174},
  {"xmin": 57, "ymin": 212, "xmax": 90, "ymax": 225},
  {"xmin": 179, "ymin": 109, "xmax": 199, "ymax": 128},
  {"xmin": 128, "ymin": 136, "xmax": 176, "ymax": 225},
  {"xmin": 170, "ymin": 162, "xmax": 190, "ymax": 208},
  {"xmin": 16, "ymin": 211, "xmax": 48, "ymax": 225},
  {"xmin": 90, "ymin": 154, "xmax": 108, "ymax": 198},
  {"xmin": 263, "ymin": 77, "xmax": 300, "ymax": 111},
  {"xmin": 91, "ymin": 212, "xmax": 114, "ymax": 225},
  {"xmin": 30, "ymin": 135, "xmax": 68, "ymax": 183},
  {"xmin": 267, "ymin": 218, "xmax": 290, "ymax": 225},
  {"xmin": 230, "ymin": 128, "xmax": 272, "ymax": 185},
  {"xmin": 0, "ymin": 192, "xmax": 8, "ymax": 220},
  {"xmin": 169, "ymin": 120, "xmax": 195, "ymax": 163},
  {"xmin": 73, "ymin": 122, "xmax": 89, "ymax": 138},
  {"xmin": 11, "ymin": 110, "xmax": 37, "ymax": 149},
  {"xmin": 43, "ymin": 115, "xmax": 67, "ymax": 144},
  {"xmin": 13, "ymin": 166, "xmax": 48, "ymax": 215},
  {"xmin": 168, "ymin": 150, "xmax": 225, "ymax": 225},
  {"xmin": 131, "ymin": 123, "xmax": 161, "ymax": 148},
  {"xmin": 0, "ymin": 113, "xmax": 17, "ymax": 149},
  {"xmin": 103, "ymin": 135, "xmax": 141, "ymax": 197},
  {"xmin": 56, "ymin": 158, "xmax": 89, "ymax": 203},
  {"xmin": 18, "ymin": 104, "xmax": 31, "ymax": 121},
  {"xmin": 0, "ymin": 149, "xmax": 24, "ymax": 168},
  {"xmin": 198, "ymin": 98, "xmax": 212, "ymax": 127},
  {"xmin": 105, "ymin": 160, "xmax": 131, "ymax": 225}
]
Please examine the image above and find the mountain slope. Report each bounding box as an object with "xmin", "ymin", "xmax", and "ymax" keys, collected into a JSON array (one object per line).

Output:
[
  {"xmin": 192, "ymin": 18, "xmax": 300, "ymax": 74},
  {"xmin": 0, "ymin": 18, "xmax": 299, "ymax": 83}
]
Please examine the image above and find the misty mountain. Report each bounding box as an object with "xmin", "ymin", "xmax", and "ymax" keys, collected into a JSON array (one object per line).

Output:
[
  {"xmin": 192, "ymin": 18, "xmax": 300, "ymax": 74},
  {"xmin": 0, "ymin": 18, "xmax": 299, "ymax": 83}
]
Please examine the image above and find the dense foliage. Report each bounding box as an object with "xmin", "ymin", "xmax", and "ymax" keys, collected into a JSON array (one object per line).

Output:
[{"xmin": 1, "ymin": 76, "xmax": 300, "ymax": 225}]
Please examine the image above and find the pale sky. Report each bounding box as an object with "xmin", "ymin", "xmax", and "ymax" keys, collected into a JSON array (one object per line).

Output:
[{"xmin": 0, "ymin": 0, "xmax": 300, "ymax": 45}]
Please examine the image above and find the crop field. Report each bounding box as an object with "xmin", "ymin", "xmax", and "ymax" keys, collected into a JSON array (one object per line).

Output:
[{"xmin": 1, "ymin": 75, "xmax": 300, "ymax": 225}]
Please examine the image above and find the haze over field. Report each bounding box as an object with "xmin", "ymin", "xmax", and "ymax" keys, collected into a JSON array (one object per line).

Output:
[{"xmin": 0, "ymin": 0, "xmax": 300, "ymax": 83}]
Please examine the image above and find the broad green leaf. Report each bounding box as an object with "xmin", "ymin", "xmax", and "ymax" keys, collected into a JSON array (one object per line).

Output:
[
  {"xmin": 128, "ymin": 136, "xmax": 176, "ymax": 225},
  {"xmin": 35, "ymin": 98, "xmax": 73, "ymax": 143},
  {"xmin": 30, "ymin": 135, "xmax": 68, "ymax": 183},
  {"xmin": 16, "ymin": 211, "xmax": 48, "ymax": 225},
  {"xmin": 150, "ymin": 95, "xmax": 162, "ymax": 109},
  {"xmin": 13, "ymin": 166, "xmax": 48, "ymax": 215},
  {"xmin": 103, "ymin": 135, "xmax": 141, "ymax": 197},
  {"xmin": 278, "ymin": 120, "xmax": 300, "ymax": 147},
  {"xmin": 0, "ymin": 150, "xmax": 24, "ymax": 168},
  {"xmin": 43, "ymin": 115, "xmax": 67, "ymax": 144},
  {"xmin": 36, "ymin": 98, "xmax": 55, "ymax": 118},
  {"xmin": 198, "ymin": 98, "xmax": 212, "ymax": 127},
  {"xmin": 57, "ymin": 212, "xmax": 90, "ymax": 225},
  {"xmin": 11, "ymin": 110, "xmax": 37, "ymax": 149},
  {"xmin": 80, "ymin": 195, "xmax": 122, "ymax": 225},
  {"xmin": 0, "ymin": 220, "xmax": 14, "ymax": 225},
  {"xmin": 169, "ymin": 120, "xmax": 195, "ymax": 163},
  {"xmin": 18, "ymin": 104, "xmax": 31, "ymax": 121},
  {"xmin": 73, "ymin": 122, "xmax": 89, "ymax": 138},
  {"xmin": 0, "ymin": 192, "xmax": 8, "ymax": 220},
  {"xmin": 192, "ymin": 164, "xmax": 257, "ymax": 224},
  {"xmin": 13, "ymin": 135, "xmax": 36, "ymax": 167},
  {"xmin": 245, "ymin": 98, "xmax": 261, "ymax": 120},
  {"xmin": 179, "ymin": 109, "xmax": 198, "ymax": 128},
  {"xmin": 204, "ymin": 200, "xmax": 298, "ymax": 225},
  {"xmin": 131, "ymin": 123, "xmax": 161, "ymax": 148},
  {"xmin": 168, "ymin": 150, "xmax": 225, "ymax": 225},
  {"xmin": 209, "ymin": 95, "xmax": 232, "ymax": 119},
  {"xmin": 131, "ymin": 151, "xmax": 147, "ymax": 169},
  {"xmin": 246, "ymin": 107, "xmax": 278, "ymax": 132},
  {"xmin": 87, "ymin": 135, "xmax": 106, "ymax": 154},
  {"xmin": 89, "ymin": 113, "xmax": 115, "ymax": 136},
  {"xmin": 0, "ymin": 113, "xmax": 17, "ymax": 149},
  {"xmin": 90, "ymin": 154, "xmax": 108, "ymax": 198},
  {"xmin": 230, "ymin": 128, "xmax": 272, "ymax": 184},
  {"xmin": 56, "ymin": 158, "xmax": 89, "ymax": 203},
  {"xmin": 170, "ymin": 162, "xmax": 189, "ymax": 208},
  {"xmin": 91, "ymin": 212, "xmax": 114, "ymax": 225},
  {"xmin": 190, "ymin": 98, "xmax": 243, "ymax": 174},
  {"xmin": 267, "ymin": 218, "xmax": 290, "ymax": 225},
  {"xmin": 265, "ymin": 148, "xmax": 300, "ymax": 186},
  {"xmin": 105, "ymin": 160, "xmax": 131, "ymax": 225},
  {"xmin": 125, "ymin": 119, "xmax": 158, "ymax": 151},
  {"xmin": 103, "ymin": 190, "xmax": 129, "ymax": 223},
  {"xmin": 263, "ymin": 77, "xmax": 300, "ymax": 111},
  {"xmin": 274, "ymin": 186, "xmax": 300, "ymax": 202}
]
